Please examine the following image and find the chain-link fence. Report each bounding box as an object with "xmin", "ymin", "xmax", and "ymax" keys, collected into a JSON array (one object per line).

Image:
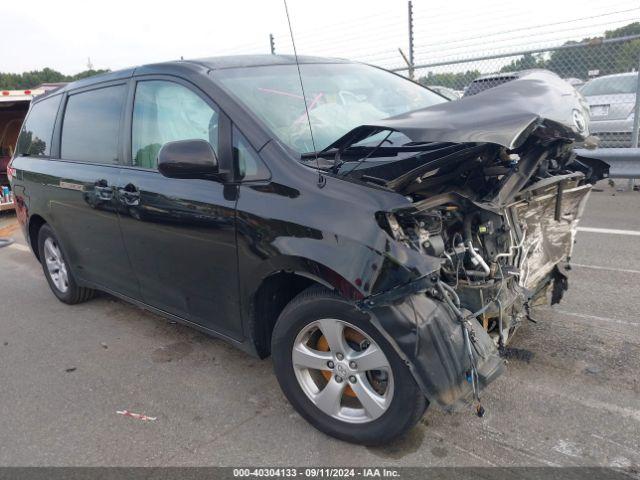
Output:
[
  {"xmin": 263, "ymin": 4, "xmax": 640, "ymax": 153},
  {"xmin": 180, "ymin": 0, "xmax": 640, "ymax": 179},
  {"xmin": 391, "ymin": 34, "xmax": 640, "ymax": 150}
]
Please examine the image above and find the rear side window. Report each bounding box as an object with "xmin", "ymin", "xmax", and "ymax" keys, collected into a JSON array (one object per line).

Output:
[
  {"xmin": 15, "ymin": 95, "xmax": 61, "ymax": 157},
  {"xmin": 61, "ymin": 85, "xmax": 125, "ymax": 164},
  {"xmin": 131, "ymin": 81, "xmax": 219, "ymax": 169}
]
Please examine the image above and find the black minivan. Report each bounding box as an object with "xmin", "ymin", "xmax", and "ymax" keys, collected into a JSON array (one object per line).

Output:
[{"xmin": 9, "ymin": 56, "xmax": 603, "ymax": 444}]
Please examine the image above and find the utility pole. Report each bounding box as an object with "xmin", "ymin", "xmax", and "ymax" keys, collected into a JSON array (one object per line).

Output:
[
  {"xmin": 408, "ymin": 1, "xmax": 414, "ymax": 80},
  {"xmin": 270, "ymin": 33, "xmax": 276, "ymax": 55},
  {"xmin": 628, "ymin": 53, "xmax": 640, "ymax": 190}
]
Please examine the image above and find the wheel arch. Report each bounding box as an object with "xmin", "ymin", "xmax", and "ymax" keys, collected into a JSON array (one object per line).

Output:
[
  {"xmin": 248, "ymin": 270, "xmax": 330, "ymax": 358},
  {"xmin": 247, "ymin": 248, "xmax": 382, "ymax": 358},
  {"xmin": 27, "ymin": 214, "xmax": 48, "ymax": 262}
]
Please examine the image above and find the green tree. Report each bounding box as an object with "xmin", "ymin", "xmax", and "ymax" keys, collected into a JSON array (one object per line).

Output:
[
  {"xmin": 415, "ymin": 22, "xmax": 640, "ymax": 90},
  {"xmin": 0, "ymin": 67, "xmax": 110, "ymax": 90},
  {"xmin": 546, "ymin": 22, "xmax": 640, "ymax": 79},
  {"xmin": 417, "ymin": 70, "xmax": 480, "ymax": 90},
  {"xmin": 500, "ymin": 53, "xmax": 546, "ymax": 73}
]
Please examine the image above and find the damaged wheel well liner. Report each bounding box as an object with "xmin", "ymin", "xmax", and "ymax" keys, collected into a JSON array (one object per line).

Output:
[{"xmin": 250, "ymin": 271, "xmax": 320, "ymax": 358}]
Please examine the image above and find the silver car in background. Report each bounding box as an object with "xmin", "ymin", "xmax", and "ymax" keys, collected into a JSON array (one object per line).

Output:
[
  {"xmin": 427, "ymin": 85, "xmax": 462, "ymax": 101},
  {"xmin": 581, "ymin": 72, "xmax": 638, "ymax": 147}
]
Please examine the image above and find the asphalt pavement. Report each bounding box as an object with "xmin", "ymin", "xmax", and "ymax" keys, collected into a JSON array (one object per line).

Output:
[{"xmin": 0, "ymin": 180, "xmax": 638, "ymax": 467}]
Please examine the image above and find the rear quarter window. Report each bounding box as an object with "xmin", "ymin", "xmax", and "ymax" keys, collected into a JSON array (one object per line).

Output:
[{"xmin": 15, "ymin": 94, "xmax": 62, "ymax": 157}]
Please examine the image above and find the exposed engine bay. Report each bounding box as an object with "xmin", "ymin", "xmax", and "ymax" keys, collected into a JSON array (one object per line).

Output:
[
  {"xmin": 305, "ymin": 71, "xmax": 609, "ymax": 410},
  {"xmin": 384, "ymin": 140, "xmax": 596, "ymax": 348},
  {"xmin": 312, "ymin": 70, "xmax": 608, "ymax": 351}
]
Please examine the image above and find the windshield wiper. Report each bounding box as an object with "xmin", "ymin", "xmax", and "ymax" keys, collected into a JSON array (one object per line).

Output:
[
  {"xmin": 300, "ymin": 150, "xmax": 335, "ymax": 160},
  {"xmin": 301, "ymin": 142, "xmax": 443, "ymax": 161},
  {"xmin": 340, "ymin": 131, "xmax": 394, "ymax": 177}
]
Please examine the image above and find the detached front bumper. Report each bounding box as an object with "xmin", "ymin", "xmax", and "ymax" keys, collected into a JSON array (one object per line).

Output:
[{"xmin": 364, "ymin": 292, "xmax": 505, "ymax": 408}]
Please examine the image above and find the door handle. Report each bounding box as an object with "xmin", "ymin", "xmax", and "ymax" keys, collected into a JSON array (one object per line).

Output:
[
  {"xmin": 118, "ymin": 183, "xmax": 141, "ymax": 206},
  {"xmin": 94, "ymin": 179, "xmax": 113, "ymax": 200}
]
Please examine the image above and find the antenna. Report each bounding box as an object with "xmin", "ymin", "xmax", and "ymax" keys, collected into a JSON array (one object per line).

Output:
[{"xmin": 283, "ymin": 0, "xmax": 325, "ymax": 188}]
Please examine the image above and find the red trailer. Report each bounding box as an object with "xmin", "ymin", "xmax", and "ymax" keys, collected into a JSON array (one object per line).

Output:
[{"xmin": 0, "ymin": 88, "xmax": 46, "ymax": 210}]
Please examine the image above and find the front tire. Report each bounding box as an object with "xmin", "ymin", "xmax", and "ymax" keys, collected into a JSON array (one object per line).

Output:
[
  {"xmin": 38, "ymin": 224, "xmax": 95, "ymax": 304},
  {"xmin": 271, "ymin": 286, "xmax": 428, "ymax": 445}
]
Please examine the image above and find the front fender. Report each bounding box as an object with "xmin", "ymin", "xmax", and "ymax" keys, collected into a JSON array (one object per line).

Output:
[
  {"xmin": 237, "ymin": 216, "xmax": 505, "ymax": 408},
  {"xmin": 236, "ymin": 210, "xmax": 442, "ymax": 303}
]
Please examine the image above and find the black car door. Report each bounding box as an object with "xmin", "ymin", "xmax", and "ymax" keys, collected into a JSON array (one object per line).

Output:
[
  {"xmin": 116, "ymin": 77, "xmax": 242, "ymax": 340},
  {"xmin": 46, "ymin": 82, "xmax": 140, "ymax": 299}
]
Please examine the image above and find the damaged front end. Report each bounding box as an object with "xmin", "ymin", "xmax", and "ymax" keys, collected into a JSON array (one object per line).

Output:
[{"xmin": 336, "ymin": 71, "xmax": 609, "ymax": 410}]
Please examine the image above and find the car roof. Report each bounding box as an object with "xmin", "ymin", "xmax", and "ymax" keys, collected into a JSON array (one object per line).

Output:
[
  {"xmin": 190, "ymin": 54, "xmax": 351, "ymax": 70},
  {"xmin": 32, "ymin": 54, "xmax": 353, "ymax": 102}
]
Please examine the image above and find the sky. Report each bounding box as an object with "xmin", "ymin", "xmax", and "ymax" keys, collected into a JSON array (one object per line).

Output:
[{"xmin": 1, "ymin": 0, "xmax": 638, "ymax": 75}]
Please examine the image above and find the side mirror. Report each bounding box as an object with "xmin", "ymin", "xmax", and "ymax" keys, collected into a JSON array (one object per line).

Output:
[{"xmin": 157, "ymin": 139, "xmax": 219, "ymax": 179}]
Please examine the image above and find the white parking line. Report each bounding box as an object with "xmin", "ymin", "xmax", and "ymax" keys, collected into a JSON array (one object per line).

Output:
[
  {"xmin": 577, "ymin": 227, "xmax": 640, "ymax": 236},
  {"xmin": 552, "ymin": 309, "xmax": 637, "ymax": 327},
  {"xmin": 591, "ymin": 434, "xmax": 639, "ymax": 457},
  {"xmin": 521, "ymin": 381, "xmax": 640, "ymax": 424},
  {"xmin": 571, "ymin": 263, "xmax": 640, "ymax": 275},
  {"xmin": 7, "ymin": 243, "xmax": 30, "ymax": 252},
  {"xmin": 570, "ymin": 396, "xmax": 640, "ymax": 423}
]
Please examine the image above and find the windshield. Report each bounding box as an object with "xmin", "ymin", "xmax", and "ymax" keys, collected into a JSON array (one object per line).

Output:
[
  {"xmin": 214, "ymin": 63, "xmax": 446, "ymax": 155},
  {"xmin": 581, "ymin": 75, "xmax": 638, "ymax": 96}
]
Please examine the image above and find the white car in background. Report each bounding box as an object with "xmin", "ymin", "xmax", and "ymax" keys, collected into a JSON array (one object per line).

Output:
[
  {"xmin": 563, "ymin": 77, "xmax": 585, "ymax": 89},
  {"xmin": 580, "ymin": 72, "xmax": 638, "ymax": 147},
  {"xmin": 426, "ymin": 85, "xmax": 462, "ymax": 101}
]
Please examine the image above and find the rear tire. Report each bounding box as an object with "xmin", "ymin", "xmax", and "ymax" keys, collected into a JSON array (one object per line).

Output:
[
  {"xmin": 271, "ymin": 286, "xmax": 428, "ymax": 445},
  {"xmin": 37, "ymin": 224, "xmax": 95, "ymax": 304}
]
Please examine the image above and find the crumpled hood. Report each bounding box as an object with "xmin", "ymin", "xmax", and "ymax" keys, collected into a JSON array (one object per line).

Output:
[{"xmin": 325, "ymin": 70, "xmax": 590, "ymax": 151}]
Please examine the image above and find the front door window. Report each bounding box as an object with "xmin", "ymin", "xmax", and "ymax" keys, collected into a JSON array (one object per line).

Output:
[{"xmin": 131, "ymin": 80, "xmax": 219, "ymax": 169}]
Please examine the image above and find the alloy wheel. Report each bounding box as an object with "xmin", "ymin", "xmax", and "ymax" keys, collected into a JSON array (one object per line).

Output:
[
  {"xmin": 292, "ymin": 318, "xmax": 394, "ymax": 424},
  {"xmin": 43, "ymin": 237, "xmax": 69, "ymax": 293}
]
